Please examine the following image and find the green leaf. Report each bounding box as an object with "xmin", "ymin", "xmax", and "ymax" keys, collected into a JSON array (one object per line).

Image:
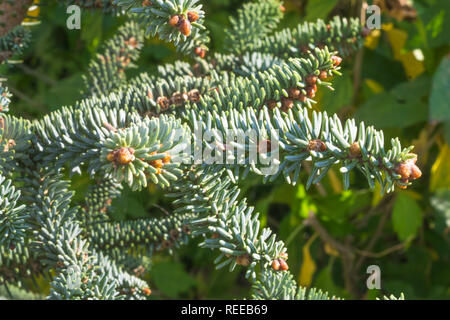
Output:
[
  {"xmin": 430, "ymin": 189, "xmax": 450, "ymax": 232},
  {"xmin": 320, "ymin": 73, "xmax": 352, "ymax": 114},
  {"xmin": 356, "ymin": 76, "xmax": 430, "ymax": 128},
  {"xmin": 430, "ymin": 57, "xmax": 450, "ymax": 121},
  {"xmin": 407, "ymin": 2, "xmax": 450, "ymax": 50},
  {"xmin": 392, "ymin": 193, "xmax": 423, "ymax": 241},
  {"xmin": 305, "ymin": 0, "xmax": 338, "ymax": 21},
  {"xmin": 151, "ymin": 261, "xmax": 196, "ymax": 298},
  {"xmin": 356, "ymin": 92, "xmax": 427, "ymax": 128}
]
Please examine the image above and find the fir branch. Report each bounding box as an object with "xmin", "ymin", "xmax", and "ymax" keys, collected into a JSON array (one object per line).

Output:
[
  {"xmin": 88, "ymin": 212, "xmax": 196, "ymax": 257},
  {"xmin": 99, "ymin": 114, "xmax": 190, "ymax": 190},
  {"xmin": 252, "ymin": 269, "xmax": 338, "ymax": 300},
  {"xmin": 113, "ymin": 0, "xmax": 209, "ymax": 54},
  {"xmin": 0, "ymin": 1, "xmax": 421, "ymax": 300},
  {"xmin": 0, "ymin": 25, "xmax": 32, "ymax": 64},
  {"xmin": 192, "ymin": 103, "xmax": 421, "ymax": 192},
  {"xmin": 247, "ymin": 16, "xmax": 365, "ymax": 59},
  {"xmin": 0, "ymin": 283, "xmax": 45, "ymax": 300},
  {"xmin": 0, "ymin": 174, "xmax": 28, "ymax": 249},
  {"xmin": 82, "ymin": 21, "xmax": 145, "ymax": 97},
  {"xmin": 224, "ymin": 0, "xmax": 285, "ymax": 55},
  {"xmin": 170, "ymin": 168, "xmax": 289, "ymax": 281},
  {"xmin": 25, "ymin": 168, "xmax": 151, "ymax": 299},
  {"xmin": 0, "ymin": 238, "xmax": 44, "ymax": 285},
  {"xmin": 83, "ymin": 177, "xmax": 123, "ymax": 223},
  {"xmin": 0, "ymin": 84, "xmax": 11, "ymax": 116},
  {"xmin": 0, "ymin": 115, "xmax": 33, "ymax": 175}
]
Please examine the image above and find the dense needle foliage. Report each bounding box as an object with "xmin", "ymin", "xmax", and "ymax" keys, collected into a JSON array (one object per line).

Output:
[{"xmin": 0, "ymin": 0, "xmax": 448, "ymax": 300}]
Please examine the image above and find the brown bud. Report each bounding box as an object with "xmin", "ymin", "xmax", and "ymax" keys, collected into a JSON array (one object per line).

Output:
[
  {"xmin": 156, "ymin": 96, "xmax": 170, "ymax": 110},
  {"xmin": 395, "ymin": 163, "xmax": 411, "ymax": 180},
  {"xmin": 307, "ymin": 139, "xmax": 327, "ymax": 152},
  {"xmin": 349, "ymin": 142, "xmax": 361, "ymax": 158},
  {"xmin": 187, "ymin": 11, "xmax": 199, "ymax": 22},
  {"xmin": 395, "ymin": 155, "xmax": 422, "ymax": 182},
  {"xmin": 279, "ymin": 5, "xmax": 286, "ymax": 12},
  {"xmin": 280, "ymin": 252, "xmax": 288, "ymax": 260},
  {"xmin": 281, "ymin": 97, "xmax": 294, "ymax": 112},
  {"xmin": 236, "ymin": 254, "xmax": 251, "ymax": 267},
  {"xmin": 142, "ymin": 0, "xmax": 152, "ymax": 6},
  {"xmin": 306, "ymin": 74, "xmax": 318, "ymax": 85},
  {"xmin": 3, "ymin": 139, "xmax": 15, "ymax": 152},
  {"xmin": 298, "ymin": 93, "xmax": 307, "ymax": 103},
  {"xmin": 182, "ymin": 224, "xmax": 191, "ymax": 235},
  {"xmin": 169, "ymin": 229, "xmax": 180, "ymax": 240},
  {"xmin": 195, "ymin": 46, "xmax": 205, "ymax": 58},
  {"xmin": 397, "ymin": 178, "xmax": 409, "ymax": 189},
  {"xmin": 306, "ymin": 86, "xmax": 316, "ymax": 98},
  {"xmin": 125, "ymin": 36, "xmax": 138, "ymax": 49},
  {"xmin": 331, "ymin": 55, "xmax": 342, "ymax": 66},
  {"xmin": 278, "ymin": 259, "xmax": 289, "ymax": 271},
  {"xmin": 300, "ymin": 45, "xmax": 310, "ymax": 54},
  {"xmin": 410, "ymin": 165, "xmax": 422, "ymax": 180},
  {"xmin": 266, "ymin": 99, "xmax": 278, "ymax": 110},
  {"xmin": 179, "ymin": 18, "xmax": 191, "ymax": 36},
  {"xmin": 170, "ymin": 91, "xmax": 187, "ymax": 106},
  {"xmin": 288, "ymin": 87, "xmax": 301, "ymax": 100},
  {"xmin": 116, "ymin": 147, "xmax": 135, "ymax": 165},
  {"xmin": 271, "ymin": 259, "xmax": 280, "ymax": 271},
  {"xmin": 168, "ymin": 15, "xmax": 180, "ymax": 27},
  {"xmin": 210, "ymin": 232, "xmax": 219, "ymax": 239},
  {"xmin": 142, "ymin": 287, "xmax": 152, "ymax": 296},
  {"xmin": 188, "ymin": 89, "xmax": 201, "ymax": 102},
  {"xmin": 319, "ymin": 70, "xmax": 328, "ymax": 80},
  {"xmin": 162, "ymin": 153, "xmax": 171, "ymax": 164},
  {"xmin": 151, "ymin": 159, "xmax": 164, "ymax": 169},
  {"xmin": 107, "ymin": 151, "xmax": 115, "ymax": 162}
]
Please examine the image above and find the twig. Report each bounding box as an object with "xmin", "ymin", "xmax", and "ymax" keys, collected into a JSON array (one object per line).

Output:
[
  {"xmin": 356, "ymin": 242, "xmax": 405, "ymax": 258},
  {"xmin": 304, "ymin": 210, "xmax": 358, "ymax": 295},
  {"xmin": 151, "ymin": 203, "xmax": 170, "ymax": 216},
  {"xmin": 304, "ymin": 211, "xmax": 354, "ymax": 256},
  {"xmin": 285, "ymin": 223, "xmax": 305, "ymax": 246},
  {"xmin": 355, "ymin": 197, "xmax": 395, "ymax": 271},
  {"xmin": 7, "ymin": 85, "xmax": 47, "ymax": 113},
  {"xmin": 16, "ymin": 63, "xmax": 57, "ymax": 86}
]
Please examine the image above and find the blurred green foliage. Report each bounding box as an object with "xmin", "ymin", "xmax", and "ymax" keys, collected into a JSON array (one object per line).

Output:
[{"xmin": 1, "ymin": 0, "xmax": 449, "ymax": 299}]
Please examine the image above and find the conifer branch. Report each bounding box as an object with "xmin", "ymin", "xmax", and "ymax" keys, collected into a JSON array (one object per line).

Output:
[
  {"xmin": 113, "ymin": 0, "xmax": 209, "ymax": 54},
  {"xmin": 0, "ymin": 0, "xmax": 419, "ymax": 299},
  {"xmin": 83, "ymin": 21, "xmax": 145, "ymax": 97}
]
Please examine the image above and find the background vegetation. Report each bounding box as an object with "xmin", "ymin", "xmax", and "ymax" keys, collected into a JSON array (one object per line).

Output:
[{"xmin": 1, "ymin": 0, "xmax": 449, "ymax": 299}]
